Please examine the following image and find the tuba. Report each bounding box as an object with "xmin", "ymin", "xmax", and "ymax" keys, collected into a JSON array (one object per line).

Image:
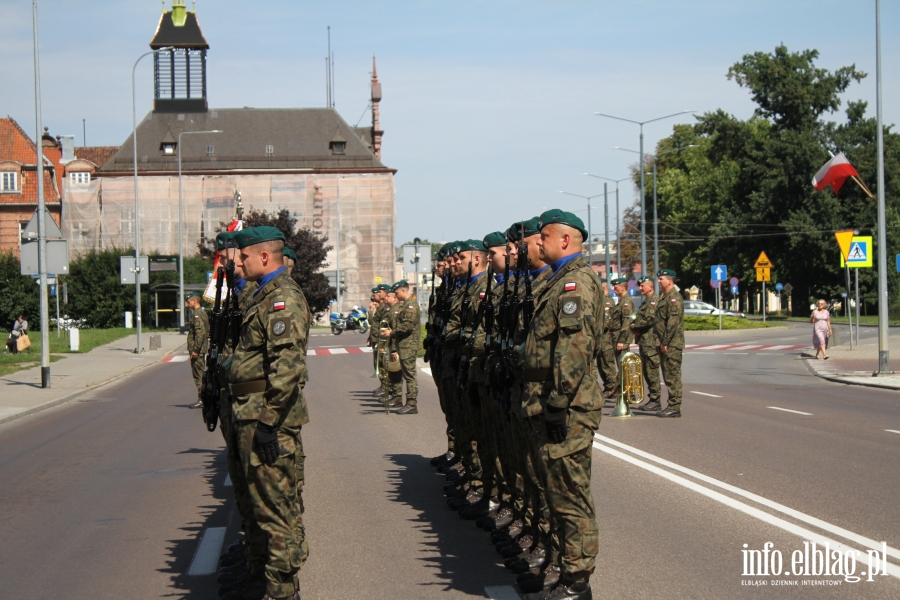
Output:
[{"xmin": 610, "ymin": 325, "xmax": 644, "ymax": 420}]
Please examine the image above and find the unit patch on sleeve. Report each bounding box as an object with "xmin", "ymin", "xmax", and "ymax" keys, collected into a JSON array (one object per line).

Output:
[{"xmin": 272, "ymin": 320, "xmax": 286, "ymax": 336}]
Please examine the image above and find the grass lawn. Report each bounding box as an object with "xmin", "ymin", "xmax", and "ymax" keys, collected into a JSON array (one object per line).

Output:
[
  {"xmin": 685, "ymin": 316, "xmax": 785, "ymax": 331},
  {"xmin": 0, "ymin": 328, "xmax": 133, "ymax": 377}
]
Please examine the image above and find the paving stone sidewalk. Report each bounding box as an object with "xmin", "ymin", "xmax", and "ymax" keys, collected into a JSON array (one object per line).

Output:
[
  {"xmin": 0, "ymin": 331, "xmax": 187, "ymax": 425},
  {"xmin": 802, "ymin": 336, "xmax": 900, "ymax": 391}
]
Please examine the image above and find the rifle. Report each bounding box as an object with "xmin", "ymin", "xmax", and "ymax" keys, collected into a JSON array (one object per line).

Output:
[
  {"xmin": 423, "ymin": 268, "xmax": 437, "ymax": 363},
  {"xmin": 520, "ymin": 223, "xmax": 534, "ymax": 331},
  {"xmin": 490, "ymin": 253, "xmax": 511, "ymax": 402},
  {"xmin": 200, "ymin": 263, "xmax": 234, "ymax": 432},
  {"xmin": 459, "ymin": 264, "xmax": 492, "ymax": 392},
  {"xmin": 454, "ymin": 260, "xmax": 474, "ymax": 391}
]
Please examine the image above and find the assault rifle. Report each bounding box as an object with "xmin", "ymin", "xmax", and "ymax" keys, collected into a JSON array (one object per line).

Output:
[
  {"xmin": 458, "ymin": 264, "xmax": 492, "ymax": 393},
  {"xmin": 490, "ymin": 253, "xmax": 511, "ymax": 402},
  {"xmin": 423, "ymin": 268, "xmax": 438, "ymax": 363},
  {"xmin": 201, "ymin": 262, "xmax": 235, "ymax": 432},
  {"xmin": 520, "ymin": 222, "xmax": 534, "ymax": 331},
  {"xmin": 454, "ymin": 261, "xmax": 474, "ymax": 391}
]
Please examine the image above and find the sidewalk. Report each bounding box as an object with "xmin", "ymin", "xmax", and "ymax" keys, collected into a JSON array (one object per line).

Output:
[
  {"xmin": 0, "ymin": 332, "xmax": 186, "ymax": 426},
  {"xmin": 801, "ymin": 336, "xmax": 900, "ymax": 391}
]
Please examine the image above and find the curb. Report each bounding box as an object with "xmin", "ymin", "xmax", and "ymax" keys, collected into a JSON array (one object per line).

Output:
[
  {"xmin": 0, "ymin": 341, "xmax": 186, "ymax": 428},
  {"xmin": 800, "ymin": 353, "xmax": 900, "ymax": 392}
]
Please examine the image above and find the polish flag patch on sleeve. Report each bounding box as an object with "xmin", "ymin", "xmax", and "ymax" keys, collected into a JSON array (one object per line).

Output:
[
  {"xmin": 564, "ymin": 282, "xmax": 577, "ymax": 292},
  {"xmin": 273, "ymin": 301, "xmax": 286, "ymax": 311},
  {"xmin": 479, "ymin": 292, "xmax": 486, "ymax": 299}
]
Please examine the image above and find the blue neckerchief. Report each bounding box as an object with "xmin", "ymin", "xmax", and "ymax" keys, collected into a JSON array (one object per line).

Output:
[
  {"xmin": 494, "ymin": 273, "xmax": 506, "ymax": 285},
  {"xmin": 235, "ymin": 278, "xmax": 247, "ymax": 295},
  {"xmin": 468, "ymin": 271, "xmax": 486, "ymax": 285},
  {"xmin": 455, "ymin": 279, "xmax": 464, "ymax": 289},
  {"xmin": 549, "ymin": 253, "xmax": 581, "ymax": 277},
  {"xmin": 253, "ymin": 266, "xmax": 286, "ymax": 297},
  {"xmin": 530, "ymin": 264, "xmax": 550, "ymax": 278}
]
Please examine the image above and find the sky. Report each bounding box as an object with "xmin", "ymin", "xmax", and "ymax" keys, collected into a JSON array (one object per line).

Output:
[{"xmin": 2, "ymin": 0, "xmax": 898, "ymax": 246}]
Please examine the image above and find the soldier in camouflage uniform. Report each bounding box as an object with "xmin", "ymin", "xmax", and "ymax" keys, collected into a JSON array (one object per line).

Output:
[
  {"xmin": 631, "ymin": 276, "xmax": 662, "ymax": 411},
  {"xmin": 368, "ymin": 285, "xmax": 389, "ymax": 386},
  {"xmin": 388, "ymin": 280, "xmax": 421, "ymax": 414},
  {"xmin": 655, "ymin": 269, "xmax": 684, "ymax": 418},
  {"xmin": 380, "ymin": 288, "xmax": 400, "ymax": 407},
  {"xmin": 596, "ymin": 286, "xmax": 617, "ymax": 399},
  {"xmin": 186, "ymin": 291, "xmax": 209, "ymax": 409},
  {"xmin": 610, "ymin": 278, "xmax": 635, "ymax": 389},
  {"xmin": 519, "ymin": 209, "xmax": 602, "ymax": 600},
  {"xmin": 427, "ymin": 252, "xmax": 456, "ymax": 464},
  {"xmin": 225, "ymin": 226, "xmax": 308, "ymax": 600}
]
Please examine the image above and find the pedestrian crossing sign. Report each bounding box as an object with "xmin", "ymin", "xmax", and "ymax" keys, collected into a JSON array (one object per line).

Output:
[{"xmin": 840, "ymin": 236, "xmax": 872, "ymax": 268}]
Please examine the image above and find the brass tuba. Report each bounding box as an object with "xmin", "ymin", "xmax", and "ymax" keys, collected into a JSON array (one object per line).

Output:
[{"xmin": 610, "ymin": 350, "xmax": 644, "ymax": 418}]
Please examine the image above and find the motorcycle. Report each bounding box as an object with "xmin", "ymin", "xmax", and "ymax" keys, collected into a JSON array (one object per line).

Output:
[{"xmin": 330, "ymin": 306, "xmax": 369, "ymax": 335}]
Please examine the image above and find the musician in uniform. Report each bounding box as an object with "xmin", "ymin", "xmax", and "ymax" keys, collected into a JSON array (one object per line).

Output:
[{"xmin": 631, "ymin": 276, "xmax": 662, "ymax": 411}]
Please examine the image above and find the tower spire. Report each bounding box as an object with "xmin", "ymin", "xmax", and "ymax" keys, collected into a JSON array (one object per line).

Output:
[{"xmin": 371, "ymin": 57, "xmax": 383, "ymax": 160}]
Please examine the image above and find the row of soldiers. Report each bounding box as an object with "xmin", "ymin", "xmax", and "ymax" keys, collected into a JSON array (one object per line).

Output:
[
  {"xmin": 366, "ymin": 280, "xmax": 420, "ymax": 413},
  {"xmin": 421, "ymin": 209, "xmax": 684, "ymax": 600},
  {"xmin": 187, "ymin": 227, "xmax": 309, "ymax": 600}
]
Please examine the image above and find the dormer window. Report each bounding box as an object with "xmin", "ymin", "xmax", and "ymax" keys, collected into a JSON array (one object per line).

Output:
[
  {"xmin": 160, "ymin": 130, "xmax": 177, "ymax": 155},
  {"xmin": 329, "ymin": 131, "xmax": 347, "ymax": 155},
  {"xmin": 1, "ymin": 171, "xmax": 18, "ymax": 192},
  {"xmin": 69, "ymin": 172, "xmax": 91, "ymax": 185}
]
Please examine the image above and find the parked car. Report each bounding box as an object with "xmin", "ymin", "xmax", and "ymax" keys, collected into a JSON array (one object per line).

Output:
[{"xmin": 684, "ymin": 300, "xmax": 746, "ymax": 318}]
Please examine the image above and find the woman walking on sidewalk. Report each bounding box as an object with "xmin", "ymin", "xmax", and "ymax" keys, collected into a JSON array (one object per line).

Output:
[{"xmin": 811, "ymin": 299, "xmax": 833, "ymax": 359}]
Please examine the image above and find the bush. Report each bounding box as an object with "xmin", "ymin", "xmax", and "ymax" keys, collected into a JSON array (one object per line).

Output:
[{"xmin": 0, "ymin": 251, "xmax": 40, "ymax": 331}]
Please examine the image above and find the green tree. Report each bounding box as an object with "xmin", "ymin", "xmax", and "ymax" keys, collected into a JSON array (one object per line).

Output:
[{"xmin": 0, "ymin": 251, "xmax": 41, "ymax": 331}]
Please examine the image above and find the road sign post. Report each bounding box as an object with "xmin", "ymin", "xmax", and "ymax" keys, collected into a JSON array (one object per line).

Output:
[{"xmin": 754, "ymin": 252, "xmax": 773, "ymax": 322}]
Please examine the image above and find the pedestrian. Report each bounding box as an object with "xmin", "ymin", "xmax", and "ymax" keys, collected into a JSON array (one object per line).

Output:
[
  {"xmin": 387, "ymin": 280, "xmax": 421, "ymax": 414},
  {"xmin": 226, "ymin": 225, "xmax": 309, "ymax": 600},
  {"xmin": 811, "ymin": 299, "xmax": 833, "ymax": 360},
  {"xmin": 6, "ymin": 313, "xmax": 28, "ymax": 354},
  {"xmin": 655, "ymin": 269, "xmax": 685, "ymax": 418},
  {"xmin": 185, "ymin": 292, "xmax": 209, "ymax": 409}
]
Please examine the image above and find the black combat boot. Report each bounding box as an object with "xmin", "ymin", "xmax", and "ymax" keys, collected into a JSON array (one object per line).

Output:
[{"xmin": 518, "ymin": 564, "xmax": 560, "ymax": 594}]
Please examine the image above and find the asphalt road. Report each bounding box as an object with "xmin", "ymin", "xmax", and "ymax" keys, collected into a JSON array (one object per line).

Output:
[{"xmin": 0, "ymin": 324, "xmax": 897, "ymax": 599}]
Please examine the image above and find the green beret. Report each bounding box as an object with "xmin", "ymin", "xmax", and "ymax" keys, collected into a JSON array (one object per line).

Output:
[
  {"xmin": 638, "ymin": 276, "xmax": 654, "ymax": 284},
  {"xmin": 186, "ymin": 291, "xmax": 202, "ymax": 299},
  {"xmin": 371, "ymin": 286, "xmax": 379, "ymax": 293},
  {"xmin": 283, "ymin": 247, "xmax": 297, "ymax": 262},
  {"xmin": 215, "ymin": 231, "xmax": 236, "ymax": 251},
  {"xmin": 506, "ymin": 218, "xmax": 541, "ymax": 242},
  {"xmin": 233, "ymin": 226, "xmax": 286, "ymax": 249},
  {"xmin": 391, "ymin": 279, "xmax": 409, "ymax": 292},
  {"xmin": 657, "ymin": 269, "xmax": 677, "ymax": 278},
  {"xmin": 456, "ymin": 239, "xmax": 487, "ymax": 253},
  {"xmin": 611, "ymin": 277, "xmax": 628, "ymax": 286},
  {"xmin": 483, "ymin": 231, "xmax": 507, "ymax": 249},
  {"xmin": 378, "ymin": 283, "xmax": 392, "ymax": 292},
  {"xmin": 538, "ymin": 209, "xmax": 588, "ymax": 239}
]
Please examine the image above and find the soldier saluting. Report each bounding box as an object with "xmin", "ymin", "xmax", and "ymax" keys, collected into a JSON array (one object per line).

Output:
[
  {"xmin": 226, "ymin": 226, "xmax": 309, "ymax": 600},
  {"xmin": 520, "ymin": 209, "xmax": 602, "ymax": 600}
]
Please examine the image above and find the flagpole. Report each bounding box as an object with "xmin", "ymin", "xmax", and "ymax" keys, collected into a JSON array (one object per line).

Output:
[{"xmin": 875, "ymin": 0, "xmax": 890, "ymax": 373}]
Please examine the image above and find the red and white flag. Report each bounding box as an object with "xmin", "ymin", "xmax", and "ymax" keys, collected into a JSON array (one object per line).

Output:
[
  {"xmin": 812, "ymin": 153, "xmax": 859, "ymax": 194},
  {"xmin": 204, "ymin": 217, "xmax": 244, "ymax": 302}
]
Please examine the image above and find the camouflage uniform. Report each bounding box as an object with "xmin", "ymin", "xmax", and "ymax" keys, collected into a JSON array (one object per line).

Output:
[
  {"xmin": 369, "ymin": 301, "xmax": 388, "ymax": 373},
  {"xmin": 655, "ymin": 286, "xmax": 685, "ymax": 411},
  {"xmin": 522, "ymin": 254, "xmax": 603, "ymax": 584},
  {"xmin": 631, "ymin": 292, "xmax": 661, "ymax": 403},
  {"xmin": 375, "ymin": 304, "xmax": 393, "ymax": 398},
  {"xmin": 597, "ymin": 295, "xmax": 617, "ymax": 395},
  {"xmin": 612, "ymin": 294, "xmax": 635, "ymax": 390},
  {"xmin": 186, "ymin": 305, "xmax": 209, "ymax": 398},
  {"xmin": 391, "ymin": 296, "xmax": 421, "ymax": 406},
  {"xmin": 229, "ymin": 270, "xmax": 309, "ymax": 599}
]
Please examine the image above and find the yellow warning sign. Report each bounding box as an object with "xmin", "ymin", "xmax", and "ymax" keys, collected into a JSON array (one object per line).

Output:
[
  {"xmin": 834, "ymin": 230, "xmax": 855, "ymax": 262},
  {"xmin": 374, "ymin": 276, "xmax": 383, "ymax": 283},
  {"xmin": 756, "ymin": 268, "xmax": 771, "ymax": 282},
  {"xmin": 753, "ymin": 252, "xmax": 772, "ymax": 269}
]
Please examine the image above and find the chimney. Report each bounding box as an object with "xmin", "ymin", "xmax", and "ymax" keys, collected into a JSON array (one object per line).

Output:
[
  {"xmin": 59, "ymin": 135, "xmax": 76, "ymax": 164},
  {"xmin": 371, "ymin": 57, "xmax": 383, "ymax": 160}
]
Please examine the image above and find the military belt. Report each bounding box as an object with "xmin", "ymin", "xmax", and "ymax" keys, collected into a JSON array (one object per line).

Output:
[
  {"xmin": 524, "ymin": 368, "xmax": 552, "ymax": 381},
  {"xmin": 229, "ymin": 380, "xmax": 267, "ymax": 395}
]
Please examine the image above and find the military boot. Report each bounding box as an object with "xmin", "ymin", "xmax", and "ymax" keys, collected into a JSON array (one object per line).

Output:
[
  {"xmin": 387, "ymin": 397, "xmax": 403, "ymax": 408},
  {"xmin": 431, "ymin": 451, "xmax": 454, "ymax": 466},
  {"xmin": 485, "ymin": 508, "xmax": 514, "ymax": 531},
  {"xmin": 448, "ymin": 490, "xmax": 480, "ymax": 510},
  {"xmin": 518, "ymin": 564, "xmax": 561, "ymax": 594},
  {"xmin": 508, "ymin": 546, "xmax": 547, "ymax": 573},
  {"xmin": 523, "ymin": 581, "xmax": 591, "ymax": 600},
  {"xmin": 218, "ymin": 572, "xmax": 264, "ymax": 598},
  {"xmin": 657, "ymin": 408, "xmax": 681, "ymax": 418},
  {"xmin": 397, "ymin": 404, "xmax": 418, "ymax": 414},
  {"xmin": 460, "ymin": 496, "xmax": 498, "ymax": 520},
  {"xmin": 640, "ymin": 401, "xmax": 661, "ymax": 412}
]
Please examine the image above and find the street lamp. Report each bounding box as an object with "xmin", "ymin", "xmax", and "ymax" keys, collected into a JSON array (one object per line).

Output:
[
  {"xmin": 559, "ymin": 190, "xmax": 605, "ymax": 279},
  {"xmin": 613, "ymin": 144, "xmax": 697, "ymax": 285},
  {"xmin": 594, "ymin": 110, "xmax": 695, "ymax": 276},
  {"xmin": 584, "ymin": 174, "xmax": 629, "ymax": 275},
  {"xmin": 132, "ymin": 46, "xmax": 173, "ymax": 353},
  {"xmin": 177, "ymin": 129, "xmax": 222, "ymax": 331}
]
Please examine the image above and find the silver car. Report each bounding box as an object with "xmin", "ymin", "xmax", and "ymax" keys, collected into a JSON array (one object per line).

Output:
[{"xmin": 684, "ymin": 300, "xmax": 746, "ymax": 318}]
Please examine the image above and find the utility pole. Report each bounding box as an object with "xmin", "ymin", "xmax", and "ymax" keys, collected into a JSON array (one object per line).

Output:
[{"xmin": 32, "ymin": 0, "xmax": 50, "ymax": 388}]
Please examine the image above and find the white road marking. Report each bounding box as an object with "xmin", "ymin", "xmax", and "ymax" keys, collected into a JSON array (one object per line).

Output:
[
  {"xmin": 886, "ymin": 430, "xmax": 900, "ymax": 435},
  {"xmin": 760, "ymin": 344, "xmax": 793, "ymax": 351},
  {"xmin": 484, "ymin": 586, "xmax": 521, "ymax": 600},
  {"xmin": 690, "ymin": 391, "xmax": 722, "ymax": 398},
  {"xmin": 187, "ymin": 527, "xmax": 227, "ymax": 576},
  {"xmin": 329, "ymin": 348, "xmax": 348, "ymax": 354},
  {"xmin": 593, "ymin": 434, "xmax": 900, "ymax": 569},
  {"xmin": 727, "ymin": 344, "xmax": 763, "ymax": 350},
  {"xmin": 167, "ymin": 355, "xmax": 190, "ymax": 363},
  {"xmin": 768, "ymin": 406, "xmax": 813, "ymax": 416},
  {"xmin": 361, "ymin": 347, "xmax": 373, "ymax": 353},
  {"xmin": 421, "ymin": 367, "xmax": 432, "ymax": 376},
  {"xmin": 779, "ymin": 337, "xmax": 799, "ymax": 340},
  {"xmin": 224, "ymin": 475, "xmax": 232, "ymax": 487},
  {"xmin": 722, "ymin": 352, "xmax": 748, "ymax": 355}
]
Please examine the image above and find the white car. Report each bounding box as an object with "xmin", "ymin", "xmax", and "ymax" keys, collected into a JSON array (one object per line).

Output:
[{"xmin": 684, "ymin": 300, "xmax": 746, "ymax": 318}]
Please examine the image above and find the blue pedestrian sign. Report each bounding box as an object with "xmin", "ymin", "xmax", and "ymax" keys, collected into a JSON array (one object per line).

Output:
[
  {"xmin": 711, "ymin": 265, "xmax": 727, "ymax": 281},
  {"xmin": 896, "ymin": 255, "xmax": 900, "ymax": 273},
  {"xmin": 775, "ymin": 283, "xmax": 783, "ymax": 291},
  {"xmin": 730, "ymin": 286, "xmax": 739, "ymax": 295}
]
